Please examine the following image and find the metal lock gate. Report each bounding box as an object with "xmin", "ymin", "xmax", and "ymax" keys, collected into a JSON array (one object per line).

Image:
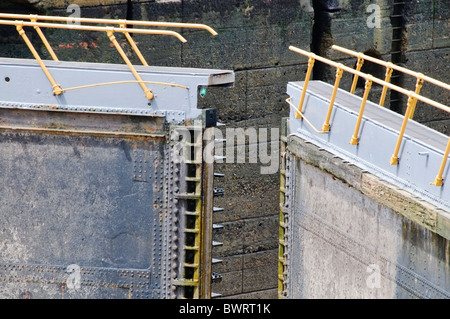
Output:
[{"xmin": 0, "ymin": 13, "xmax": 234, "ymax": 299}]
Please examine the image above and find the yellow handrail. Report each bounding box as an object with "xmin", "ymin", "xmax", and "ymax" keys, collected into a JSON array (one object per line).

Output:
[
  {"xmin": 294, "ymin": 56, "xmax": 314, "ymax": 119},
  {"xmin": 286, "ymin": 97, "xmax": 328, "ymax": 134},
  {"xmin": 0, "ymin": 18, "xmax": 191, "ymax": 99},
  {"xmin": 288, "ymin": 45, "xmax": 450, "ymax": 187},
  {"xmin": 30, "ymin": 17, "xmax": 59, "ymax": 61},
  {"xmin": 0, "ymin": 13, "xmax": 219, "ymax": 101},
  {"xmin": 323, "ymin": 65, "xmax": 343, "ymax": 132},
  {"xmin": 289, "ymin": 46, "xmax": 450, "ymax": 114},
  {"xmin": 350, "ymin": 77, "xmax": 373, "ymax": 145},
  {"xmin": 0, "ymin": 13, "xmax": 218, "ymax": 35},
  {"xmin": 332, "ymin": 45, "xmax": 450, "ymax": 91},
  {"xmin": 332, "ymin": 44, "xmax": 450, "ymax": 115},
  {"xmin": 0, "ymin": 20, "xmax": 187, "ymax": 42},
  {"xmin": 0, "ymin": 13, "xmax": 218, "ymax": 66},
  {"xmin": 350, "ymin": 54, "xmax": 364, "ymax": 94}
]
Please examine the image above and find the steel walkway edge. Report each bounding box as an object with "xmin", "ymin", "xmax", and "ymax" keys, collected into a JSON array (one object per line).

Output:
[{"xmin": 287, "ymin": 80, "xmax": 450, "ymax": 213}]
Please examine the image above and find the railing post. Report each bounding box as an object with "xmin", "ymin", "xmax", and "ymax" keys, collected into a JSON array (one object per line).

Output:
[
  {"xmin": 30, "ymin": 17, "xmax": 59, "ymax": 61},
  {"xmin": 350, "ymin": 78, "xmax": 373, "ymax": 145},
  {"xmin": 16, "ymin": 23, "xmax": 62, "ymax": 95},
  {"xmin": 350, "ymin": 55, "xmax": 364, "ymax": 94},
  {"xmin": 379, "ymin": 64, "xmax": 393, "ymax": 107},
  {"xmin": 290, "ymin": 44, "xmax": 450, "ymax": 185},
  {"xmin": 432, "ymin": 136, "xmax": 450, "ymax": 186},
  {"xmin": 322, "ymin": 65, "xmax": 343, "ymax": 132},
  {"xmin": 296, "ymin": 56, "xmax": 315, "ymax": 119},
  {"xmin": 120, "ymin": 22, "xmax": 149, "ymax": 66},
  {"xmin": 408, "ymin": 76, "xmax": 424, "ymax": 119},
  {"xmin": 107, "ymin": 29, "xmax": 154, "ymax": 100},
  {"xmin": 390, "ymin": 94, "xmax": 416, "ymax": 165}
]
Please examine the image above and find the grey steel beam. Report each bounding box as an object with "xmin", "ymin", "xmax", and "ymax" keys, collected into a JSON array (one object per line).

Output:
[{"xmin": 0, "ymin": 57, "xmax": 234, "ymax": 123}]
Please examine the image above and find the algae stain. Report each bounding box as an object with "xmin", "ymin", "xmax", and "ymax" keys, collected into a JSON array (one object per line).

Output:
[{"xmin": 244, "ymin": 0, "xmax": 254, "ymax": 16}]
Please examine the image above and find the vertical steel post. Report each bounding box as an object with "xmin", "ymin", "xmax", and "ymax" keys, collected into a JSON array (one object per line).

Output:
[
  {"xmin": 16, "ymin": 23, "xmax": 62, "ymax": 95},
  {"xmin": 350, "ymin": 78, "xmax": 373, "ymax": 145},
  {"xmin": 379, "ymin": 65, "xmax": 393, "ymax": 107},
  {"xmin": 322, "ymin": 66, "xmax": 344, "ymax": 132},
  {"xmin": 107, "ymin": 29, "xmax": 154, "ymax": 100},
  {"xmin": 296, "ymin": 56, "xmax": 315, "ymax": 119},
  {"xmin": 350, "ymin": 55, "xmax": 364, "ymax": 94},
  {"xmin": 432, "ymin": 136, "xmax": 450, "ymax": 186},
  {"xmin": 31, "ymin": 18, "xmax": 59, "ymax": 61},
  {"xmin": 390, "ymin": 95, "xmax": 416, "ymax": 165},
  {"xmin": 200, "ymin": 127, "xmax": 215, "ymax": 299},
  {"xmin": 120, "ymin": 22, "xmax": 149, "ymax": 66},
  {"xmin": 408, "ymin": 76, "xmax": 424, "ymax": 119}
]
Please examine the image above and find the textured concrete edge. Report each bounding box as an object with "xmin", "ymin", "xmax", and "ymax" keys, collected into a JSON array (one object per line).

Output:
[{"xmin": 286, "ymin": 131, "xmax": 450, "ymax": 241}]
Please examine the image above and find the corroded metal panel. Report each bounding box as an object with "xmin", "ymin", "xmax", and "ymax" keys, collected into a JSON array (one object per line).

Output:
[
  {"xmin": 0, "ymin": 110, "xmax": 169, "ymax": 298},
  {"xmin": 0, "ymin": 46, "xmax": 233, "ymax": 298}
]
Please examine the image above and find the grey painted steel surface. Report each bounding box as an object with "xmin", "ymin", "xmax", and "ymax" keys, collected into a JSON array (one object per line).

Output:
[
  {"xmin": 281, "ymin": 81, "xmax": 450, "ymax": 298},
  {"xmin": 287, "ymin": 81, "xmax": 450, "ymax": 212},
  {"xmin": 0, "ymin": 59, "xmax": 234, "ymax": 299},
  {"xmin": 0, "ymin": 57, "xmax": 234, "ymax": 123}
]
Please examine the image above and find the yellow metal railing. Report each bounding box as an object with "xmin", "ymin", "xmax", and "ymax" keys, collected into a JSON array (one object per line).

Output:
[
  {"xmin": 332, "ymin": 45, "xmax": 450, "ymax": 117},
  {"xmin": 0, "ymin": 13, "xmax": 218, "ymax": 100},
  {"xmin": 288, "ymin": 45, "xmax": 450, "ymax": 187},
  {"xmin": 0, "ymin": 13, "xmax": 217, "ymax": 65}
]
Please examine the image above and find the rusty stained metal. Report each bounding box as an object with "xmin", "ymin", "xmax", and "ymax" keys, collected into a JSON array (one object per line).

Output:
[
  {"xmin": 0, "ymin": 127, "xmax": 166, "ymax": 298},
  {"xmin": 0, "ymin": 107, "xmax": 166, "ymax": 137}
]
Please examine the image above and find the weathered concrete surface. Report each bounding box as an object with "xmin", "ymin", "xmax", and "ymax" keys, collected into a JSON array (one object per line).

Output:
[{"xmin": 282, "ymin": 133, "xmax": 450, "ymax": 298}]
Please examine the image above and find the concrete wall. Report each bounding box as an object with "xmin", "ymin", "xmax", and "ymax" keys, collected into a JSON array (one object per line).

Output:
[
  {"xmin": 0, "ymin": 0, "xmax": 448, "ymax": 298},
  {"xmin": 282, "ymin": 133, "xmax": 450, "ymax": 298}
]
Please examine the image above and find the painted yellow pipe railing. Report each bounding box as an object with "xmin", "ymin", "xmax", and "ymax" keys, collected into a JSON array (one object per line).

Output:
[
  {"xmin": 288, "ymin": 45, "xmax": 450, "ymax": 187},
  {"xmin": 0, "ymin": 13, "xmax": 217, "ymax": 66},
  {"xmin": 0, "ymin": 13, "xmax": 218, "ymax": 100}
]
